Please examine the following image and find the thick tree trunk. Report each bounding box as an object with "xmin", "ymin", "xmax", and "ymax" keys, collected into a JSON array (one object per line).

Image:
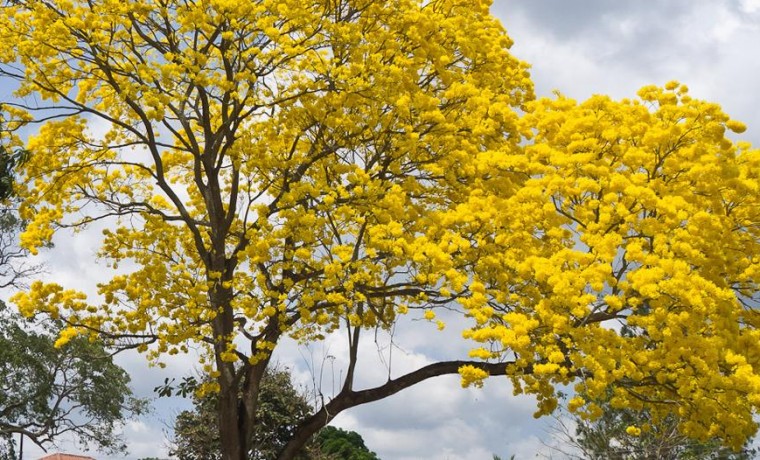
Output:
[
  {"xmin": 214, "ymin": 313, "xmax": 246, "ymax": 460},
  {"xmin": 214, "ymin": 291, "xmax": 277, "ymax": 460},
  {"xmin": 218, "ymin": 372, "xmax": 246, "ymax": 460},
  {"xmin": 210, "ymin": 271, "xmax": 248, "ymax": 460},
  {"xmin": 217, "ymin": 362, "xmax": 262, "ymax": 460}
]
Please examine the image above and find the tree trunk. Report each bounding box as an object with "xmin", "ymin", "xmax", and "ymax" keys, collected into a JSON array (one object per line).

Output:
[
  {"xmin": 211, "ymin": 274, "xmax": 248, "ymax": 460},
  {"xmin": 218, "ymin": 377, "xmax": 246, "ymax": 460}
]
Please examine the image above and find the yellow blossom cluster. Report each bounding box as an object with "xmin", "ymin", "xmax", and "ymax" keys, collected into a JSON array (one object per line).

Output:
[{"xmin": 452, "ymin": 83, "xmax": 760, "ymax": 448}]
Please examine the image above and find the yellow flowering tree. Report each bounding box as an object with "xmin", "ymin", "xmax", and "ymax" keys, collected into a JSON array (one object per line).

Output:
[
  {"xmin": 3, "ymin": 0, "xmax": 760, "ymax": 458},
  {"xmin": 0, "ymin": 1, "xmax": 533, "ymax": 459},
  {"xmin": 456, "ymin": 82, "xmax": 760, "ymax": 450}
]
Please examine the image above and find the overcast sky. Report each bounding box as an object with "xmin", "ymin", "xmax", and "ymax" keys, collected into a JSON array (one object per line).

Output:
[{"xmin": 17, "ymin": 2, "xmax": 760, "ymax": 460}]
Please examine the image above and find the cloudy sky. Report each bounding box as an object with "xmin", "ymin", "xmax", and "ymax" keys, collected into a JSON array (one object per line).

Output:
[{"xmin": 16, "ymin": 1, "xmax": 760, "ymax": 459}]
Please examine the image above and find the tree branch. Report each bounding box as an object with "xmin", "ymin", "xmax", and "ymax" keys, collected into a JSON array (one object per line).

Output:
[{"xmin": 277, "ymin": 360, "xmax": 522, "ymax": 459}]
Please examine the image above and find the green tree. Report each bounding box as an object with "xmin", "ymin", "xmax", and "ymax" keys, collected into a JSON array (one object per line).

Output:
[
  {"xmin": 316, "ymin": 427, "xmax": 378, "ymax": 460},
  {"xmin": 0, "ymin": 302, "xmax": 146, "ymax": 457}
]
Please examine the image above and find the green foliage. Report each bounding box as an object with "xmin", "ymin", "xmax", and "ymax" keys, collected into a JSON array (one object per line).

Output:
[
  {"xmin": 0, "ymin": 144, "xmax": 28, "ymax": 201},
  {"xmin": 317, "ymin": 427, "xmax": 379, "ymax": 460},
  {"xmin": 0, "ymin": 303, "xmax": 145, "ymax": 455}
]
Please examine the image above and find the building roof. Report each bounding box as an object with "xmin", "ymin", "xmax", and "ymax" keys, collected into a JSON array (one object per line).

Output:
[{"xmin": 37, "ymin": 454, "xmax": 96, "ymax": 460}]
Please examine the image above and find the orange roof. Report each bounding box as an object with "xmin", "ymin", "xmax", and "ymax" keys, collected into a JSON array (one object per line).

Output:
[{"xmin": 37, "ymin": 454, "xmax": 96, "ymax": 460}]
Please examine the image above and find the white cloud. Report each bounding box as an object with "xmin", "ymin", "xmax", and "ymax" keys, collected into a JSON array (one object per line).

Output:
[
  {"xmin": 710, "ymin": 6, "xmax": 743, "ymax": 41},
  {"xmin": 741, "ymin": 0, "xmax": 760, "ymax": 13}
]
